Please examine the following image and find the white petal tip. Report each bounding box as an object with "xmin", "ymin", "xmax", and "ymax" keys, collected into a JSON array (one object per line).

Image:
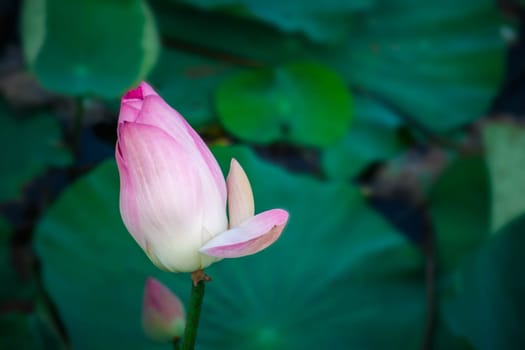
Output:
[{"xmin": 227, "ymin": 158, "xmax": 255, "ymax": 227}]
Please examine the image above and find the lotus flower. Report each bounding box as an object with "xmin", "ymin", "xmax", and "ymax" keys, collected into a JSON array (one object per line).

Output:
[
  {"xmin": 116, "ymin": 82, "xmax": 289, "ymax": 273},
  {"xmin": 142, "ymin": 277, "xmax": 185, "ymax": 342}
]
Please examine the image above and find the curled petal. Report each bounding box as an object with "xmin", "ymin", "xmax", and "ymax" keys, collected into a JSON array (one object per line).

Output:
[
  {"xmin": 118, "ymin": 103, "xmax": 141, "ymax": 124},
  {"xmin": 119, "ymin": 82, "xmax": 158, "ymax": 123},
  {"xmin": 227, "ymin": 159, "xmax": 255, "ymax": 228},
  {"xmin": 199, "ymin": 209, "xmax": 289, "ymax": 258},
  {"xmin": 123, "ymin": 81, "xmax": 158, "ymax": 100}
]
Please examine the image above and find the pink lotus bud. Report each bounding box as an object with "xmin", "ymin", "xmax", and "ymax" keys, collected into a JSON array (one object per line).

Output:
[
  {"xmin": 142, "ymin": 277, "xmax": 185, "ymax": 342},
  {"xmin": 116, "ymin": 82, "xmax": 289, "ymax": 273}
]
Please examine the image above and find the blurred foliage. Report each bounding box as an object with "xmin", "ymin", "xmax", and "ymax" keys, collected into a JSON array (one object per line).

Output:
[
  {"xmin": 148, "ymin": 48, "xmax": 238, "ymax": 128},
  {"xmin": 0, "ymin": 219, "xmax": 38, "ymax": 324},
  {"xmin": 176, "ymin": 0, "xmax": 374, "ymax": 43},
  {"xmin": 442, "ymin": 214, "xmax": 525, "ymax": 350},
  {"xmin": 0, "ymin": 215, "xmax": 63, "ymax": 349},
  {"xmin": 0, "ymin": 311, "xmax": 64, "ymax": 350},
  {"xmin": 1, "ymin": 0, "xmax": 524, "ymax": 349},
  {"xmin": 316, "ymin": 0, "xmax": 506, "ymax": 133},
  {"xmin": 150, "ymin": 0, "xmax": 506, "ymax": 134},
  {"xmin": 322, "ymin": 95, "xmax": 403, "ymax": 180},
  {"xmin": 429, "ymin": 156, "xmax": 490, "ymax": 273},
  {"xmin": 21, "ymin": 0, "xmax": 159, "ymax": 98},
  {"xmin": 483, "ymin": 122, "xmax": 525, "ymax": 233},
  {"xmin": 216, "ymin": 61, "xmax": 353, "ymax": 147},
  {"xmin": 0, "ymin": 103, "xmax": 71, "ymax": 203}
]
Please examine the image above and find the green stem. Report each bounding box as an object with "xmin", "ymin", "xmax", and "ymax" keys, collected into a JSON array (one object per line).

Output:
[
  {"xmin": 181, "ymin": 279, "xmax": 206, "ymax": 350},
  {"xmin": 172, "ymin": 338, "xmax": 181, "ymax": 350}
]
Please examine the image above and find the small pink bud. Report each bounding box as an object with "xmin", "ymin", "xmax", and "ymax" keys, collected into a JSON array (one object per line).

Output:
[{"xmin": 142, "ymin": 277, "xmax": 185, "ymax": 342}]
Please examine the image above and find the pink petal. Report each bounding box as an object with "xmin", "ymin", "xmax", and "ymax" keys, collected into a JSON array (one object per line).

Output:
[
  {"xmin": 119, "ymin": 82, "xmax": 159, "ymax": 124},
  {"xmin": 118, "ymin": 122, "xmax": 204, "ymax": 267},
  {"xmin": 118, "ymin": 103, "xmax": 141, "ymax": 124},
  {"xmin": 123, "ymin": 81, "xmax": 158, "ymax": 100},
  {"xmin": 226, "ymin": 159, "xmax": 254, "ymax": 228},
  {"xmin": 183, "ymin": 121, "xmax": 227, "ymax": 203},
  {"xmin": 136, "ymin": 95, "xmax": 195, "ymax": 148},
  {"xmin": 143, "ymin": 277, "xmax": 185, "ymax": 322},
  {"xmin": 199, "ymin": 209, "xmax": 289, "ymax": 258},
  {"xmin": 136, "ymin": 94, "xmax": 227, "ymax": 204},
  {"xmin": 122, "ymin": 82, "xmax": 226, "ymax": 203},
  {"xmin": 138, "ymin": 81, "xmax": 159, "ymax": 97}
]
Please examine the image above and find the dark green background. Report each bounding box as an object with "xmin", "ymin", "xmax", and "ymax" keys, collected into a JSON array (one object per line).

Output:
[{"xmin": 1, "ymin": 0, "xmax": 524, "ymax": 349}]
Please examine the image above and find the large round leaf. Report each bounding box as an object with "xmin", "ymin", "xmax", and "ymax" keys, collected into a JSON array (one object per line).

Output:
[
  {"xmin": 35, "ymin": 146, "xmax": 424, "ymax": 349},
  {"xmin": 317, "ymin": 0, "xmax": 506, "ymax": 132},
  {"xmin": 216, "ymin": 61, "xmax": 353, "ymax": 147},
  {"xmin": 21, "ymin": 0, "xmax": 159, "ymax": 98},
  {"xmin": 154, "ymin": 0, "xmax": 506, "ymax": 133}
]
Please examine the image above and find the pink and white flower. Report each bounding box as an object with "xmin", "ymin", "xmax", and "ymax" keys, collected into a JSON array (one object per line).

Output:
[{"xmin": 116, "ymin": 82, "xmax": 288, "ymax": 273}]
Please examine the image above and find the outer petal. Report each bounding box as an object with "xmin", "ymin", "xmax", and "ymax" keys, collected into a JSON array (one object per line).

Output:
[
  {"xmin": 226, "ymin": 159, "xmax": 254, "ymax": 228},
  {"xmin": 118, "ymin": 103, "xmax": 141, "ymax": 124},
  {"xmin": 136, "ymin": 97, "xmax": 228, "ymax": 247},
  {"xmin": 118, "ymin": 122, "xmax": 207, "ymax": 272},
  {"xmin": 199, "ymin": 209, "xmax": 289, "ymax": 258},
  {"xmin": 136, "ymin": 94, "xmax": 227, "ymax": 204},
  {"xmin": 184, "ymin": 122, "xmax": 227, "ymax": 204},
  {"xmin": 137, "ymin": 95, "xmax": 195, "ymax": 148}
]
